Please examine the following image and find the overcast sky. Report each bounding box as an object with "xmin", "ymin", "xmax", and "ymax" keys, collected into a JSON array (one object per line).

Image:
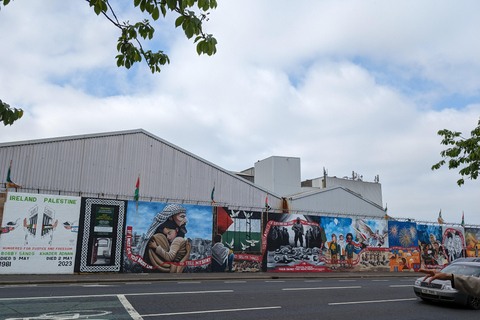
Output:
[{"xmin": 1, "ymin": 1, "xmax": 480, "ymax": 225}]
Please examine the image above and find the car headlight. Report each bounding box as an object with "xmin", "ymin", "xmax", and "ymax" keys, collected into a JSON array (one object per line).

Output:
[
  {"xmin": 415, "ymin": 280, "xmax": 421, "ymax": 286},
  {"xmin": 443, "ymin": 284, "xmax": 454, "ymax": 290}
]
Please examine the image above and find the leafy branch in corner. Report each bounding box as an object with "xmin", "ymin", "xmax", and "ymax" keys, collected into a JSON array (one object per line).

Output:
[
  {"xmin": 0, "ymin": 0, "xmax": 218, "ymax": 125},
  {"xmin": 87, "ymin": 0, "xmax": 217, "ymax": 73},
  {"xmin": 432, "ymin": 118, "xmax": 480, "ymax": 186}
]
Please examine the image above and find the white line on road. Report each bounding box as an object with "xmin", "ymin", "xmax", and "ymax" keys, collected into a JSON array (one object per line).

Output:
[
  {"xmin": 0, "ymin": 290, "xmax": 234, "ymax": 301},
  {"xmin": 118, "ymin": 294, "xmax": 143, "ymax": 320},
  {"xmin": 265, "ymin": 280, "xmax": 285, "ymax": 283},
  {"xmin": 304, "ymin": 280, "xmax": 323, "ymax": 282},
  {"xmin": 389, "ymin": 285, "xmax": 413, "ymax": 287},
  {"xmin": 283, "ymin": 286, "xmax": 361, "ymax": 291},
  {"xmin": 82, "ymin": 284, "xmax": 115, "ymax": 287},
  {"xmin": 177, "ymin": 281, "xmax": 201, "ymax": 284},
  {"xmin": 224, "ymin": 281, "xmax": 246, "ymax": 283},
  {"xmin": 329, "ymin": 298, "xmax": 417, "ymax": 305},
  {"xmin": 142, "ymin": 306, "xmax": 282, "ymax": 317}
]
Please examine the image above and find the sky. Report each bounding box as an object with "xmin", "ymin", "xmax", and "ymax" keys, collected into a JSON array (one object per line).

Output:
[{"xmin": 1, "ymin": 1, "xmax": 480, "ymax": 225}]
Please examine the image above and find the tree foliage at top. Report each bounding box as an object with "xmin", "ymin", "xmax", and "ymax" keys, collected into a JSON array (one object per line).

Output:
[
  {"xmin": 432, "ymin": 118, "xmax": 480, "ymax": 186},
  {"xmin": 0, "ymin": 99, "xmax": 23, "ymax": 126},
  {"xmin": 0, "ymin": 0, "xmax": 218, "ymax": 125}
]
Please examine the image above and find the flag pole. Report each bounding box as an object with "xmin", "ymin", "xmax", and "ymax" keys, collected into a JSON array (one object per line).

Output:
[{"xmin": 135, "ymin": 173, "xmax": 140, "ymax": 221}]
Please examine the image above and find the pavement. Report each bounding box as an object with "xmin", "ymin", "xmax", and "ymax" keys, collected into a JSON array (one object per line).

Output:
[{"xmin": 0, "ymin": 271, "xmax": 422, "ymax": 285}]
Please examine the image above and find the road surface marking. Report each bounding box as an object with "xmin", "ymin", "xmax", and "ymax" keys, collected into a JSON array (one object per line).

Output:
[
  {"xmin": 177, "ymin": 281, "xmax": 202, "ymax": 284},
  {"xmin": 283, "ymin": 286, "xmax": 361, "ymax": 291},
  {"xmin": 224, "ymin": 281, "xmax": 246, "ymax": 283},
  {"xmin": 304, "ymin": 280, "xmax": 323, "ymax": 282},
  {"xmin": 118, "ymin": 294, "xmax": 143, "ymax": 320},
  {"xmin": 372, "ymin": 279, "xmax": 389, "ymax": 282},
  {"xmin": 82, "ymin": 284, "xmax": 115, "ymax": 287},
  {"xmin": 265, "ymin": 280, "xmax": 285, "ymax": 283},
  {"xmin": 389, "ymin": 284, "xmax": 413, "ymax": 287},
  {"xmin": 329, "ymin": 298, "xmax": 417, "ymax": 305},
  {"xmin": 142, "ymin": 306, "xmax": 281, "ymax": 317},
  {"xmin": 0, "ymin": 290, "xmax": 234, "ymax": 301},
  {"xmin": 338, "ymin": 280, "xmax": 356, "ymax": 282}
]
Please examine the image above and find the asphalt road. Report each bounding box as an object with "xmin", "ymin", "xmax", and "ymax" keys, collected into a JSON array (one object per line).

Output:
[{"xmin": 0, "ymin": 277, "xmax": 479, "ymax": 320}]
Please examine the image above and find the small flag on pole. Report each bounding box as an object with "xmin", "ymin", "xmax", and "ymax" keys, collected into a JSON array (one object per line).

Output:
[
  {"xmin": 384, "ymin": 203, "xmax": 388, "ymax": 220},
  {"xmin": 6, "ymin": 160, "xmax": 21, "ymax": 188},
  {"xmin": 461, "ymin": 211, "xmax": 465, "ymax": 227},
  {"xmin": 211, "ymin": 181, "xmax": 216, "ymax": 203},
  {"xmin": 134, "ymin": 175, "xmax": 140, "ymax": 201},
  {"xmin": 438, "ymin": 209, "xmax": 445, "ymax": 224}
]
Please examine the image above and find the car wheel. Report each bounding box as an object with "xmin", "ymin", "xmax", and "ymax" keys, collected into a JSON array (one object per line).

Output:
[{"xmin": 467, "ymin": 296, "xmax": 480, "ymax": 310}]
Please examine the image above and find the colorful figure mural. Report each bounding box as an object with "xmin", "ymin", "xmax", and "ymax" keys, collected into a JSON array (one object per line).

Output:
[
  {"xmin": 123, "ymin": 201, "xmax": 212, "ymax": 273},
  {"xmin": 417, "ymin": 224, "xmax": 445, "ymax": 268},
  {"xmin": 216, "ymin": 207, "xmax": 262, "ymax": 272},
  {"xmin": 321, "ymin": 217, "xmax": 389, "ymax": 271},
  {"xmin": 465, "ymin": 228, "xmax": 480, "ymax": 258},
  {"xmin": 442, "ymin": 225, "xmax": 466, "ymax": 263},
  {"xmin": 388, "ymin": 221, "xmax": 420, "ymax": 272}
]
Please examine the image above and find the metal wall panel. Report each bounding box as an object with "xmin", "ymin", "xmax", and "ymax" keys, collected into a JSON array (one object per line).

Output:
[
  {"xmin": 0, "ymin": 130, "xmax": 280, "ymax": 212},
  {"xmin": 288, "ymin": 187, "xmax": 385, "ymax": 218}
]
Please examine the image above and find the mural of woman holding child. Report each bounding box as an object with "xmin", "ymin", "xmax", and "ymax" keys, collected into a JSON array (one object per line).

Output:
[{"xmin": 142, "ymin": 204, "xmax": 192, "ymax": 273}]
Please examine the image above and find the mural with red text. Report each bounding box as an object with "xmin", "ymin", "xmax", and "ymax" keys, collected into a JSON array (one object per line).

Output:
[
  {"xmin": 216, "ymin": 207, "xmax": 262, "ymax": 272},
  {"xmin": 123, "ymin": 201, "xmax": 212, "ymax": 273},
  {"xmin": 442, "ymin": 225, "xmax": 466, "ymax": 264},
  {"xmin": 264, "ymin": 213, "xmax": 328, "ymax": 272}
]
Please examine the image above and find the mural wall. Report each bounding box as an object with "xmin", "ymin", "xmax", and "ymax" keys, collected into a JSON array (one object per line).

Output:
[
  {"xmin": 0, "ymin": 192, "xmax": 81, "ymax": 274},
  {"xmin": 388, "ymin": 221, "xmax": 420, "ymax": 272},
  {"xmin": 465, "ymin": 227, "xmax": 480, "ymax": 258},
  {"xmin": 417, "ymin": 224, "xmax": 446, "ymax": 269},
  {"xmin": 442, "ymin": 225, "xmax": 466, "ymax": 264},
  {"xmin": 217, "ymin": 207, "xmax": 262, "ymax": 272},
  {"xmin": 75, "ymin": 198, "xmax": 126, "ymax": 273},
  {"xmin": 1, "ymin": 191, "xmax": 479, "ymax": 274},
  {"xmin": 123, "ymin": 201, "xmax": 213, "ymax": 273},
  {"xmin": 263, "ymin": 214, "xmax": 390, "ymax": 272},
  {"xmin": 264, "ymin": 213, "xmax": 327, "ymax": 272}
]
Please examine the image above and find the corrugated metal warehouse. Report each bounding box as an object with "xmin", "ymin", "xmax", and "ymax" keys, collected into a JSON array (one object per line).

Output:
[
  {"xmin": 0, "ymin": 129, "xmax": 390, "ymax": 220},
  {"xmin": 0, "ymin": 129, "xmax": 283, "ymax": 213}
]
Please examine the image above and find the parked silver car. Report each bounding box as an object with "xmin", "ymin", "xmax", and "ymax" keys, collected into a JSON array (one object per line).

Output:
[{"xmin": 413, "ymin": 262, "xmax": 480, "ymax": 309}]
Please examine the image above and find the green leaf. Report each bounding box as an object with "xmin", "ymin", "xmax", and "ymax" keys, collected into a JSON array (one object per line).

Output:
[
  {"xmin": 152, "ymin": 6, "xmax": 160, "ymax": 20},
  {"xmin": 175, "ymin": 16, "xmax": 185, "ymax": 28},
  {"xmin": 196, "ymin": 41, "xmax": 203, "ymax": 55}
]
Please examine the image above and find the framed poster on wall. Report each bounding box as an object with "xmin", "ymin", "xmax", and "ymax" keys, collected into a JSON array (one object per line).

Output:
[{"xmin": 75, "ymin": 198, "xmax": 126, "ymax": 272}]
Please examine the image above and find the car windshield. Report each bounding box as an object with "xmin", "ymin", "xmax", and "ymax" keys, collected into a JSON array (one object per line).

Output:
[{"xmin": 442, "ymin": 264, "xmax": 480, "ymax": 277}]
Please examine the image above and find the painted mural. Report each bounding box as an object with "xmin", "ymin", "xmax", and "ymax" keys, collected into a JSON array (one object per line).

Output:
[
  {"xmin": 321, "ymin": 217, "xmax": 389, "ymax": 272},
  {"xmin": 0, "ymin": 192, "xmax": 81, "ymax": 274},
  {"xmin": 123, "ymin": 201, "xmax": 213, "ymax": 273},
  {"xmin": 388, "ymin": 221, "xmax": 420, "ymax": 272},
  {"xmin": 417, "ymin": 224, "xmax": 446, "ymax": 269},
  {"xmin": 75, "ymin": 198, "xmax": 126, "ymax": 273},
  {"xmin": 442, "ymin": 225, "xmax": 466, "ymax": 263},
  {"xmin": 465, "ymin": 227, "xmax": 480, "ymax": 258},
  {"xmin": 264, "ymin": 214, "xmax": 390, "ymax": 272},
  {"xmin": 264, "ymin": 213, "xmax": 328, "ymax": 272},
  {"xmin": 216, "ymin": 207, "xmax": 262, "ymax": 272}
]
